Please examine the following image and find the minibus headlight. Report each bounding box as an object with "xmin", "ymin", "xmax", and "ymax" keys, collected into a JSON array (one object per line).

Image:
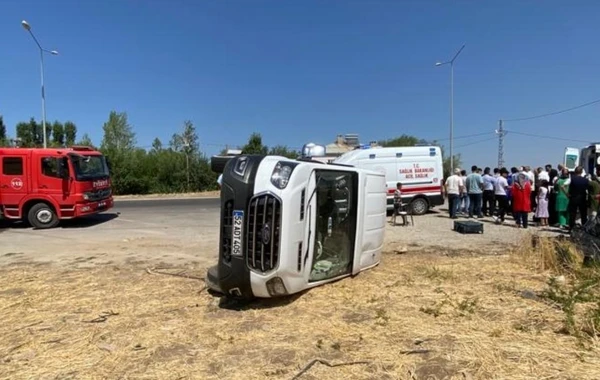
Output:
[{"xmin": 271, "ymin": 161, "xmax": 297, "ymax": 189}]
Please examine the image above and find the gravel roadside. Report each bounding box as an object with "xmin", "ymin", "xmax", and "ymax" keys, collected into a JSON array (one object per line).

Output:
[{"xmin": 385, "ymin": 202, "xmax": 562, "ymax": 255}]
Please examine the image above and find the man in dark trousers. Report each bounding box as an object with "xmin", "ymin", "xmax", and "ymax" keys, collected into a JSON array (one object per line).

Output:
[
  {"xmin": 482, "ymin": 167, "xmax": 496, "ymax": 216},
  {"xmin": 568, "ymin": 166, "xmax": 589, "ymax": 231},
  {"xmin": 547, "ymin": 164, "xmax": 559, "ymax": 226}
]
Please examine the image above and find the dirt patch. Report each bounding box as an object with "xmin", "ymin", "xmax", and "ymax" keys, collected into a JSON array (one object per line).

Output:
[
  {"xmin": 151, "ymin": 343, "xmax": 195, "ymax": 363},
  {"xmin": 3, "ymin": 252, "xmax": 23, "ymax": 257},
  {"xmin": 413, "ymin": 356, "xmax": 458, "ymax": 379},
  {"xmin": 0, "ymin": 288, "xmax": 26, "ymax": 296}
]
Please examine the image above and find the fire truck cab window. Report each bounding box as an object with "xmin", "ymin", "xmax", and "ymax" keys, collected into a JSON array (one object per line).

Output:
[
  {"xmin": 41, "ymin": 157, "xmax": 61, "ymax": 178},
  {"xmin": 309, "ymin": 170, "xmax": 358, "ymax": 282},
  {"xmin": 2, "ymin": 157, "xmax": 23, "ymax": 175}
]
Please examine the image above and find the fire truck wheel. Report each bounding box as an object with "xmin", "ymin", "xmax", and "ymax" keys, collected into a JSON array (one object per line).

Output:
[
  {"xmin": 409, "ymin": 197, "xmax": 429, "ymax": 216},
  {"xmin": 27, "ymin": 203, "xmax": 59, "ymax": 229}
]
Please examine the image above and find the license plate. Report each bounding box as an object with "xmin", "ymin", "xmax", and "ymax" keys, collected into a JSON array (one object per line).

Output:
[
  {"xmin": 98, "ymin": 201, "xmax": 106, "ymax": 209},
  {"xmin": 232, "ymin": 210, "xmax": 244, "ymax": 256}
]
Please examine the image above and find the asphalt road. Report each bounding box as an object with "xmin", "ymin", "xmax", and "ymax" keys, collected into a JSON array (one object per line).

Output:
[
  {"xmin": 1, "ymin": 196, "xmax": 224, "ymax": 267},
  {"xmin": 114, "ymin": 197, "xmax": 221, "ymax": 211},
  {"xmin": 0, "ymin": 197, "xmax": 221, "ymax": 232}
]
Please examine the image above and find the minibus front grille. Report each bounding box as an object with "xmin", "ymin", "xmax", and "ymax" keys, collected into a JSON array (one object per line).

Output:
[{"xmin": 247, "ymin": 194, "xmax": 281, "ymax": 272}]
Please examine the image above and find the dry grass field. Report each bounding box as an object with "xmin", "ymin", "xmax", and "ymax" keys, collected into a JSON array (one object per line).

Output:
[{"xmin": 2, "ymin": 234, "xmax": 599, "ymax": 380}]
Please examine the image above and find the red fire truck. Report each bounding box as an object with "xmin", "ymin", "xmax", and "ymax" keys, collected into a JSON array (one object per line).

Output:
[{"xmin": 0, "ymin": 146, "xmax": 114, "ymax": 229}]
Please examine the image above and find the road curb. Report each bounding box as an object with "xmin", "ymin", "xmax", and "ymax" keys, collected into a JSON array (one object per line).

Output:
[{"xmin": 114, "ymin": 196, "xmax": 220, "ymax": 202}]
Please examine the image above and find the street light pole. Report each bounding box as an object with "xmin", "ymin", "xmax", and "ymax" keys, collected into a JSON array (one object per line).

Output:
[
  {"xmin": 21, "ymin": 20, "xmax": 58, "ymax": 149},
  {"xmin": 436, "ymin": 44, "xmax": 465, "ymax": 173}
]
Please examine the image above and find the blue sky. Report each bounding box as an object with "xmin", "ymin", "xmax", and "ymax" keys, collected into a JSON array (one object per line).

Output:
[{"xmin": 1, "ymin": 0, "xmax": 599, "ymax": 169}]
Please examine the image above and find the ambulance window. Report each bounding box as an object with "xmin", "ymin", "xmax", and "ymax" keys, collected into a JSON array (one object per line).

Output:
[
  {"xmin": 2, "ymin": 157, "xmax": 23, "ymax": 175},
  {"xmin": 41, "ymin": 157, "xmax": 61, "ymax": 178}
]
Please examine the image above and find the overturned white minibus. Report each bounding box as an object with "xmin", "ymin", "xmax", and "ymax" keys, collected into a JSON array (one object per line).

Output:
[{"xmin": 206, "ymin": 144, "xmax": 387, "ymax": 300}]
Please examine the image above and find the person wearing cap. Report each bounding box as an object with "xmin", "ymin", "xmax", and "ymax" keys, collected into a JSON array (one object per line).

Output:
[{"xmin": 445, "ymin": 168, "xmax": 464, "ymax": 219}]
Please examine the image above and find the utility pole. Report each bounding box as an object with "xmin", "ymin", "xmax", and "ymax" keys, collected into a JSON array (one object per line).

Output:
[
  {"xmin": 21, "ymin": 20, "xmax": 59, "ymax": 149},
  {"xmin": 435, "ymin": 44, "xmax": 466, "ymax": 173},
  {"xmin": 496, "ymin": 119, "xmax": 507, "ymax": 168}
]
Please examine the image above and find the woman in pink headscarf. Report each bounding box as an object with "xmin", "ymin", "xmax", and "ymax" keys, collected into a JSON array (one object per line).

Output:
[{"xmin": 511, "ymin": 172, "xmax": 532, "ymax": 228}]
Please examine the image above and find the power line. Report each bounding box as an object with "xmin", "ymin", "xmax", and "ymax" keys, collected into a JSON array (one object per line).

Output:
[
  {"xmin": 497, "ymin": 97, "xmax": 600, "ymax": 167},
  {"xmin": 503, "ymin": 98, "xmax": 600, "ymax": 122},
  {"xmin": 506, "ymin": 130, "xmax": 590, "ymax": 144},
  {"xmin": 455, "ymin": 136, "xmax": 497, "ymax": 149},
  {"xmin": 434, "ymin": 131, "xmax": 495, "ymax": 142}
]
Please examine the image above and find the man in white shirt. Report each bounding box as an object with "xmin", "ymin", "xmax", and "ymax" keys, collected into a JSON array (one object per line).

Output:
[
  {"xmin": 482, "ymin": 167, "xmax": 497, "ymax": 216},
  {"xmin": 524, "ymin": 166, "xmax": 535, "ymax": 189},
  {"xmin": 493, "ymin": 168, "xmax": 510, "ymax": 224},
  {"xmin": 537, "ymin": 167, "xmax": 550, "ymax": 182},
  {"xmin": 445, "ymin": 168, "xmax": 464, "ymax": 219}
]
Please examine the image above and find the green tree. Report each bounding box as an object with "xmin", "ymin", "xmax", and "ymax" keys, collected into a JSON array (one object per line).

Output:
[
  {"xmin": 151, "ymin": 138, "xmax": 163, "ymax": 153},
  {"xmin": 168, "ymin": 120, "xmax": 202, "ymax": 191},
  {"xmin": 31, "ymin": 118, "xmax": 43, "ymax": 146},
  {"xmin": 64, "ymin": 121, "xmax": 77, "ymax": 146},
  {"xmin": 0, "ymin": 115, "xmax": 7, "ymax": 146},
  {"xmin": 436, "ymin": 143, "xmax": 462, "ymax": 179},
  {"xmin": 100, "ymin": 111, "xmax": 136, "ymax": 151},
  {"xmin": 269, "ymin": 145, "xmax": 299, "ymax": 159},
  {"xmin": 181, "ymin": 120, "xmax": 199, "ymax": 154},
  {"xmin": 379, "ymin": 134, "xmax": 419, "ymax": 147},
  {"xmin": 52, "ymin": 121, "xmax": 65, "ymax": 147},
  {"xmin": 169, "ymin": 133, "xmax": 183, "ymax": 151},
  {"xmin": 15, "ymin": 118, "xmax": 37, "ymax": 147},
  {"xmin": 77, "ymin": 133, "xmax": 95, "ymax": 148},
  {"xmin": 99, "ymin": 111, "xmax": 146, "ymax": 195},
  {"xmin": 242, "ymin": 132, "xmax": 268, "ymax": 155}
]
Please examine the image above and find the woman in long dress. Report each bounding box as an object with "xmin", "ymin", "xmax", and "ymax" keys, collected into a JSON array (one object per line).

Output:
[
  {"xmin": 512, "ymin": 173, "xmax": 532, "ymax": 228},
  {"xmin": 535, "ymin": 180, "xmax": 550, "ymax": 228},
  {"xmin": 555, "ymin": 169, "xmax": 570, "ymax": 228}
]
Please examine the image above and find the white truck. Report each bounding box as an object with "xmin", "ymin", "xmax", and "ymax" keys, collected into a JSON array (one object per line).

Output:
[
  {"xmin": 206, "ymin": 143, "xmax": 387, "ymax": 300},
  {"xmin": 564, "ymin": 143, "xmax": 600, "ymax": 175}
]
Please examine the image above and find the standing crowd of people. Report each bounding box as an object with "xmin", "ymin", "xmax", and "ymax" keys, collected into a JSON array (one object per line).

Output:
[{"xmin": 444, "ymin": 163, "xmax": 600, "ymax": 230}]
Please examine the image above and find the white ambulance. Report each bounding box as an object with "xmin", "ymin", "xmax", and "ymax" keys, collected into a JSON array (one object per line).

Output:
[
  {"xmin": 332, "ymin": 145, "xmax": 444, "ymax": 215},
  {"xmin": 564, "ymin": 144, "xmax": 600, "ymax": 175}
]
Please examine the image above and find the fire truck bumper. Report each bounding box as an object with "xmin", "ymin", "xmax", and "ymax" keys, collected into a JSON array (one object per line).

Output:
[{"xmin": 75, "ymin": 198, "xmax": 114, "ymax": 216}]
